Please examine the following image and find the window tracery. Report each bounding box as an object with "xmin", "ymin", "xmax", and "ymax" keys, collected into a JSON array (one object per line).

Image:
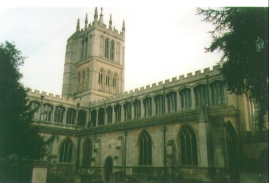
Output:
[
  {"xmin": 139, "ymin": 130, "xmax": 152, "ymax": 165},
  {"xmin": 59, "ymin": 138, "xmax": 73, "ymax": 163},
  {"xmin": 180, "ymin": 126, "xmax": 198, "ymax": 165}
]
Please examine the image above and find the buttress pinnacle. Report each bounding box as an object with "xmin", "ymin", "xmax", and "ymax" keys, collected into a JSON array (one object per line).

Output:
[
  {"xmin": 76, "ymin": 18, "xmax": 80, "ymax": 31},
  {"xmin": 85, "ymin": 13, "xmax": 88, "ymax": 28}
]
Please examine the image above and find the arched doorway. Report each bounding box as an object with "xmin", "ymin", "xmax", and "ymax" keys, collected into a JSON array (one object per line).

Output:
[{"xmin": 104, "ymin": 156, "xmax": 113, "ymax": 182}]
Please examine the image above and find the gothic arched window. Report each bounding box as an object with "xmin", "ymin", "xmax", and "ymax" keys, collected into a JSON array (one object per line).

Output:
[
  {"xmin": 81, "ymin": 38, "xmax": 88, "ymax": 60},
  {"xmin": 194, "ymin": 84, "xmax": 209, "ymax": 108},
  {"xmin": 40, "ymin": 104, "xmax": 53, "ymax": 121},
  {"xmin": 139, "ymin": 130, "xmax": 152, "ymax": 165},
  {"xmin": 59, "ymin": 138, "xmax": 73, "ymax": 163},
  {"xmin": 78, "ymin": 110, "xmax": 86, "ymax": 127},
  {"xmin": 98, "ymin": 69, "xmax": 103, "ymax": 91},
  {"xmin": 91, "ymin": 110, "xmax": 97, "ymax": 127},
  {"xmin": 82, "ymin": 138, "xmax": 92, "ymax": 166},
  {"xmin": 82, "ymin": 70, "xmax": 85, "ymax": 91},
  {"xmin": 30, "ymin": 101, "xmax": 40, "ymax": 119},
  {"xmin": 110, "ymin": 40, "xmax": 115, "ymax": 60},
  {"xmin": 180, "ymin": 126, "xmax": 198, "ymax": 165},
  {"xmin": 167, "ymin": 91, "xmax": 177, "ymax": 112},
  {"xmin": 124, "ymin": 102, "xmax": 132, "ymax": 120},
  {"xmin": 112, "ymin": 74, "xmax": 117, "ymax": 94},
  {"xmin": 100, "ymin": 36, "xmax": 104, "ymax": 56},
  {"xmin": 106, "ymin": 106, "xmax": 113, "ymax": 124},
  {"xmin": 77, "ymin": 72, "xmax": 81, "ymax": 92},
  {"xmin": 180, "ymin": 89, "xmax": 192, "ymax": 110},
  {"xmin": 88, "ymin": 35, "xmax": 92, "ymax": 56},
  {"xmin": 86, "ymin": 69, "xmax": 90, "ymax": 89},
  {"xmin": 133, "ymin": 100, "xmax": 141, "ymax": 119},
  {"xmin": 66, "ymin": 108, "xmax": 76, "ymax": 125},
  {"xmin": 114, "ymin": 104, "xmax": 121, "ymax": 122},
  {"xmin": 54, "ymin": 106, "xmax": 65, "ymax": 123},
  {"xmin": 106, "ymin": 72, "xmax": 110, "ymax": 92},
  {"xmin": 116, "ymin": 42, "xmax": 120, "ymax": 62},
  {"xmin": 98, "ymin": 108, "xmax": 105, "ymax": 125},
  {"xmin": 105, "ymin": 38, "xmax": 109, "ymax": 58},
  {"xmin": 210, "ymin": 81, "xmax": 225, "ymax": 105},
  {"xmin": 143, "ymin": 97, "xmax": 152, "ymax": 117},
  {"xmin": 154, "ymin": 94, "xmax": 164, "ymax": 115}
]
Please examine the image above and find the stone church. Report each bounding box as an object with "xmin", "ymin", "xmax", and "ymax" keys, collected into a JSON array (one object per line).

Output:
[{"xmin": 27, "ymin": 7, "xmax": 268, "ymax": 183}]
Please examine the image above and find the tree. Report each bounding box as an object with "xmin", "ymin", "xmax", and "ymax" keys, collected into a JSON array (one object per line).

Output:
[
  {"xmin": 197, "ymin": 7, "xmax": 268, "ymax": 132},
  {"xmin": 0, "ymin": 41, "xmax": 45, "ymax": 182}
]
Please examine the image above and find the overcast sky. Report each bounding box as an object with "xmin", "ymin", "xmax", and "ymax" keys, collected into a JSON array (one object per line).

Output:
[{"xmin": 1, "ymin": 1, "xmax": 267, "ymax": 96}]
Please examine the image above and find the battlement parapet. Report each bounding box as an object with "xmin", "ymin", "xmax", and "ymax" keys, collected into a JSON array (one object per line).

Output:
[
  {"xmin": 90, "ymin": 65, "xmax": 221, "ymax": 107},
  {"xmin": 27, "ymin": 89, "xmax": 87, "ymax": 106}
]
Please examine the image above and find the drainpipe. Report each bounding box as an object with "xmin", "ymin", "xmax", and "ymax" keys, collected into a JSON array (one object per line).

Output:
[
  {"xmin": 75, "ymin": 135, "xmax": 81, "ymax": 174},
  {"xmin": 123, "ymin": 131, "xmax": 127, "ymax": 174},
  {"xmin": 162, "ymin": 126, "xmax": 167, "ymax": 176}
]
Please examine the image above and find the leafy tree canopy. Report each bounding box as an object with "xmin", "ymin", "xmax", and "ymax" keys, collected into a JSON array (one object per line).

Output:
[
  {"xmin": 197, "ymin": 7, "xmax": 268, "ymax": 131},
  {"xmin": 0, "ymin": 41, "xmax": 45, "ymax": 182}
]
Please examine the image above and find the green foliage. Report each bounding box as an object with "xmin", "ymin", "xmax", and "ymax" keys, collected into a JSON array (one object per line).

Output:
[
  {"xmin": 0, "ymin": 41, "xmax": 46, "ymax": 182},
  {"xmin": 197, "ymin": 7, "xmax": 268, "ymax": 131}
]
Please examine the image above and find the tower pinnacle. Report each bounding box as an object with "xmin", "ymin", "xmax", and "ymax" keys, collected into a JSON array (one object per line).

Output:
[
  {"xmin": 122, "ymin": 20, "xmax": 125, "ymax": 31},
  {"xmin": 109, "ymin": 14, "xmax": 112, "ymax": 29},
  {"xmin": 94, "ymin": 7, "xmax": 98, "ymax": 21},
  {"xmin": 99, "ymin": 7, "xmax": 104, "ymax": 24},
  {"xmin": 76, "ymin": 18, "xmax": 80, "ymax": 31}
]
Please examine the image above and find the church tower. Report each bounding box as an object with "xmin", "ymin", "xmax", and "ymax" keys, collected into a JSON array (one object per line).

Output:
[{"xmin": 62, "ymin": 7, "xmax": 125, "ymax": 102}]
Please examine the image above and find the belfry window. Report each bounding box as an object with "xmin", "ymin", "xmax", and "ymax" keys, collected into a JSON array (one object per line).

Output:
[
  {"xmin": 194, "ymin": 85, "xmax": 209, "ymax": 108},
  {"xmin": 77, "ymin": 72, "xmax": 80, "ymax": 92},
  {"xmin": 143, "ymin": 97, "xmax": 152, "ymax": 117},
  {"xmin": 180, "ymin": 89, "xmax": 192, "ymax": 110},
  {"xmin": 30, "ymin": 101, "xmax": 40, "ymax": 119},
  {"xmin": 210, "ymin": 81, "xmax": 225, "ymax": 105},
  {"xmin": 86, "ymin": 69, "xmax": 89, "ymax": 89},
  {"xmin": 66, "ymin": 108, "xmax": 76, "ymax": 125},
  {"xmin": 81, "ymin": 38, "xmax": 88, "ymax": 60},
  {"xmin": 124, "ymin": 102, "xmax": 132, "ymax": 120},
  {"xmin": 114, "ymin": 104, "xmax": 121, "ymax": 122},
  {"xmin": 40, "ymin": 104, "xmax": 53, "ymax": 121},
  {"xmin": 78, "ymin": 110, "xmax": 86, "ymax": 127},
  {"xmin": 105, "ymin": 38, "xmax": 109, "ymax": 58},
  {"xmin": 154, "ymin": 95, "xmax": 164, "ymax": 115},
  {"xmin": 100, "ymin": 36, "xmax": 104, "ymax": 56},
  {"xmin": 54, "ymin": 106, "xmax": 65, "ymax": 123},
  {"xmin": 180, "ymin": 126, "xmax": 198, "ymax": 165},
  {"xmin": 105, "ymin": 72, "xmax": 110, "ymax": 92},
  {"xmin": 139, "ymin": 130, "xmax": 152, "ymax": 165},
  {"xmin": 116, "ymin": 42, "xmax": 120, "ymax": 61},
  {"xmin": 167, "ymin": 91, "xmax": 177, "ymax": 112},
  {"xmin": 82, "ymin": 138, "xmax": 92, "ymax": 166},
  {"xmin": 59, "ymin": 138, "xmax": 73, "ymax": 163},
  {"xmin": 82, "ymin": 71, "xmax": 85, "ymax": 91},
  {"xmin": 110, "ymin": 40, "xmax": 114, "ymax": 60},
  {"xmin": 133, "ymin": 100, "xmax": 141, "ymax": 119},
  {"xmin": 112, "ymin": 74, "xmax": 117, "ymax": 94},
  {"xmin": 98, "ymin": 70, "xmax": 104, "ymax": 91}
]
